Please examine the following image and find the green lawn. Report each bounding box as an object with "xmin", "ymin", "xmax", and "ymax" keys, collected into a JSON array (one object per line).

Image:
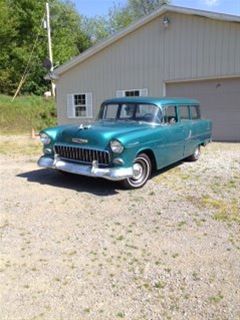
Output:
[{"xmin": 0, "ymin": 95, "xmax": 57, "ymax": 134}]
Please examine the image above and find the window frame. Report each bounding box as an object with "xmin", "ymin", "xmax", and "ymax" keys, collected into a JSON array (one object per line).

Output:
[
  {"xmin": 178, "ymin": 105, "xmax": 190, "ymax": 121},
  {"xmin": 163, "ymin": 105, "xmax": 178, "ymax": 124},
  {"xmin": 67, "ymin": 92, "xmax": 93, "ymax": 119},
  {"xmin": 190, "ymin": 104, "xmax": 201, "ymax": 120},
  {"xmin": 116, "ymin": 88, "xmax": 148, "ymax": 97}
]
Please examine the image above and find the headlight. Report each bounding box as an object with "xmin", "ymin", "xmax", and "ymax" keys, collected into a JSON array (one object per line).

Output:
[
  {"xmin": 110, "ymin": 140, "xmax": 124, "ymax": 154},
  {"xmin": 40, "ymin": 133, "xmax": 51, "ymax": 145}
]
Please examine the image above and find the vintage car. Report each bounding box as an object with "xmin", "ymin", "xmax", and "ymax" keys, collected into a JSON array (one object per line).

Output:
[{"xmin": 38, "ymin": 97, "xmax": 212, "ymax": 188}]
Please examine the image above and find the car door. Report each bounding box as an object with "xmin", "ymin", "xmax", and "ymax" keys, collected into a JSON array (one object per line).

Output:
[
  {"xmin": 156, "ymin": 105, "xmax": 187, "ymax": 167},
  {"xmin": 178, "ymin": 105, "xmax": 198, "ymax": 157}
]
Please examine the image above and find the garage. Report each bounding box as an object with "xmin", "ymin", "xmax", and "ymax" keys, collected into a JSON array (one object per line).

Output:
[
  {"xmin": 166, "ymin": 78, "xmax": 240, "ymax": 141},
  {"xmin": 54, "ymin": 5, "xmax": 240, "ymax": 142}
]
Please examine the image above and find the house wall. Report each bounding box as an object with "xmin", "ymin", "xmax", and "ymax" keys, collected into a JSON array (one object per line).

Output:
[{"xmin": 56, "ymin": 12, "xmax": 240, "ymax": 125}]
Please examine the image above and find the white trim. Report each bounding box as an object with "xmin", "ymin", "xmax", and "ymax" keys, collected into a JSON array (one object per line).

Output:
[
  {"xmin": 67, "ymin": 92, "xmax": 93, "ymax": 119},
  {"xmin": 162, "ymin": 82, "xmax": 166, "ymax": 97},
  {"xmin": 53, "ymin": 5, "xmax": 240, "ymax": 77},
  {"xmin": 164, "ymin": 74, "xmax": 240, "ymax": 84},
  {"xmin": 116, "ymin": 90, "xmax": 125, "ymax": 97},
  {"xmin": 140, "ymin": 88, "xmax": 148, "ymax": 97}
]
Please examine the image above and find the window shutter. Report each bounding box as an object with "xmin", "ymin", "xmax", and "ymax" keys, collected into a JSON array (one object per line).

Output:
[
  {"xmin": 67, "ymin": 94, "xmax": 75, "ymax": 118},
  {"xmin": 86, "ymin": 92, "xmax": 93, "ymax": 118},
  {"xmin": 116, "ymin": 90, "xmax": 125, "ymax": 97},
  {"xmin": 140, "ymin": 88, "xmax": 148, "ymax": 97}
]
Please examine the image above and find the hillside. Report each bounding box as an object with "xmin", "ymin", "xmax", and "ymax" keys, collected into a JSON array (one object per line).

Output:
[{"xmin": 0, "ymin": 95, "xmax": 57, "ymax": 134}]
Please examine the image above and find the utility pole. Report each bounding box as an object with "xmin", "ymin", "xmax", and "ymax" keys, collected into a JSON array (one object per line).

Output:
[{"xmin": 46, "ymin": 2, "xmax": 55, "ymax": 97}]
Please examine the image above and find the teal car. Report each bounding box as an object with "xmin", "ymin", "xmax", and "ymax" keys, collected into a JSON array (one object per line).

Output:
[{"xmin": 38, "ymin": 97, "xmax": 212, "ymax": 188}]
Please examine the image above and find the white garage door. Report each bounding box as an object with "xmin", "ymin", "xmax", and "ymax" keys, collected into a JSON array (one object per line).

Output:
[{"xmin": 166, "ymin": 78, "xmax": 240, "ymax": 141}]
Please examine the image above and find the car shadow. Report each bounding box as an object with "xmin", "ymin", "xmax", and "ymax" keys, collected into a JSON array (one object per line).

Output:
[
  {"xmin": 152, "ymin": 160, "xmax": 185, "ymax": 178},
  {"xmin": 17, "ymin": 160, "xmax": 185, "ymax": 196},
  {"xmin": 17, "ymin": 168, "xmax": 120, "ymax": 196}
]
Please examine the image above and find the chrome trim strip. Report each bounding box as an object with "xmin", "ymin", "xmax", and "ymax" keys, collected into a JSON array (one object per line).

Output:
[{"xmin": 37, "ymin": 156, "xmax": 133, "ymax": 181}]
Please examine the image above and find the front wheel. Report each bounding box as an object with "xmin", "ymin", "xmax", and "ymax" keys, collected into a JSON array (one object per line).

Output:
[
  {"xmin": 120, "ymin": 153, "xmax": 152, "ymax": 189},
  {"xmin": 187, "ymin": 145, "xmax": 201, "ymax": 161}
]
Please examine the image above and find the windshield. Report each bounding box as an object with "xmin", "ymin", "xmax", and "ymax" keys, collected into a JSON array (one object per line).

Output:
[{"xmin": 99, "ymin": 103, "xmax": 162, "ymax": 124}]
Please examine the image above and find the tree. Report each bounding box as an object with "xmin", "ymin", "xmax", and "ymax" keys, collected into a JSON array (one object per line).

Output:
[
  {"xmin": 83, "ymin": 0, "xmax": 169, "ymax": 43},
  {"xmin": 82, "ymin": 16, "xmax": 110, "ymax": 44},
  {"xmin": 0, "ymin": 0, "xmax": 91, "ymax": 95},
  {"xmin": 128, "ymin": 0, "xmax": 169, "ymax": 19},
  {"xmin": 108, "ymin": 3, "xmax": 133, "ymax": 34},
  {"xmin": 0, "ymin": 0, "xmax": 170, "ymax": 95}
]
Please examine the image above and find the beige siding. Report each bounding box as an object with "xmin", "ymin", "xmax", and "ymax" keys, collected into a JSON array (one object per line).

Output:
[
  {"xmin": 166, "ymin": 78, "xmax": 240, "ymax": 141},
  {"xmin": 56, "ymin": 12, "xmax": 240, "ymax": 125}
]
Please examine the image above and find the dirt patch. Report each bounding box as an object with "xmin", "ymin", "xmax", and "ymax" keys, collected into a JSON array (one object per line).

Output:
[{"xmin": 0, "ymin": 136, "xmax": 240, "ymax": 320}]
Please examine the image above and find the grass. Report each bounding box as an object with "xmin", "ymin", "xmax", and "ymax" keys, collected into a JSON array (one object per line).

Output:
[
  {"xmin": 0, "ymin": 94, "xmax": 56, "ymax": 134},
  {"xmin": 154, "ymin": 281, "xmax": 166, "ymax": 289},
  {"xmin": 208, "ymin": 293, "xmax": 224, "ymax": 304},
  {"xmin": 187, "ymin": 195, "xmax": 240, "ymax": 225},
  {"xmin": 202, "ymin": 196, "xmax": 239, "ymax": 224},
  {"xmin": 0, "ymin": 137, "xmax": 42, "ymax": 155},
  {"xmin": 116, "ymin": 312, "xmax": 125, "ymax": 318}
]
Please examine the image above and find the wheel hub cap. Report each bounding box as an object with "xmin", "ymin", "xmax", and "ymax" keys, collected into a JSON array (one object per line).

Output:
[{"xmin": 133, "ymin": 163, "xmax": 143, "ymax": 179}]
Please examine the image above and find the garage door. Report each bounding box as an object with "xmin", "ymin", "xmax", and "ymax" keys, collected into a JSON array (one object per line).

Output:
[{"xmin": 166, "ymin": 78, "xmax": 240, "ymax": 141}]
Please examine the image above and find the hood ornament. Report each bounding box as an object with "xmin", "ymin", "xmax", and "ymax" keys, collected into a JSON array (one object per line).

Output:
[{"xmin": 78, "ymin": 124, "xmax": 91, "ymax": 130}]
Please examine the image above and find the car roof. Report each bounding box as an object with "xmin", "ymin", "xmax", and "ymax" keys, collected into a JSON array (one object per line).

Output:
[{"xmin": 103, "ymin": 97, "xmax": 199, "ymax": 107}]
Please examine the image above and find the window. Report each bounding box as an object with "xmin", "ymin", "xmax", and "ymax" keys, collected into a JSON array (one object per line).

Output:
[
  {"xmin": 191, "ymin": 105, "xmax": 201, "ymax": 120},
  {"xmin": 99, "ymin": 103, "xmax": 162, "ymax": 123},
  {"xmin": 125, "ymin": 90, "xmax": 140, "ymax": 97},
  {"xmin": 135, "ymin": 104, "xmax": 159, "ymax": 120},
  {"xmin": 102, "ymin": 104, "xmax": 118, "ymax": 120},
  {"xmin": 67, "ymin": 93, "xmax": 92, "ymax": 118},
  {"xmin": 164, "ymin": 106, "xmax": 177, "ymax": 124},
  {"xmin": 116, "ymin": 88, "xmax": 148, "ymax": 97},
  {"xmin": 119, "ymin": 104, "xmax": 136, "ymax": 118},
  {"xmin": 75, "ymin": 94, "xmax": 86, "ymax": 117},
  {"xmin": 179, "ymin": 105, "xmax": 190, "ymax": 120}
]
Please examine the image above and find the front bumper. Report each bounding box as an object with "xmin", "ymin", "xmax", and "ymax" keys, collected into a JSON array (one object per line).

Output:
[{"xmin": 37, "ymin": 156, "xmax": 133, "ymax": 181}]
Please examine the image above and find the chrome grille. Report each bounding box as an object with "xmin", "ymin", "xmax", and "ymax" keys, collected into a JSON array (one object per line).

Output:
[{"xmin": 54, "ymin": 144, "xmax": 110, "ymax": 165}]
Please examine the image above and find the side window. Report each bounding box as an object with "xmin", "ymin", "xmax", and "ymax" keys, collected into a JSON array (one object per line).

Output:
[
  {"xmin": 179, "ymin": 105, "xmax": 190, "ymax": 120},
  {"xmin": 191, "ymin": 105, "xmax": 201, "ymax": 119},
  {"xmin": 164, "ymin": 106, "xmax": 177, "ymax": 124}
]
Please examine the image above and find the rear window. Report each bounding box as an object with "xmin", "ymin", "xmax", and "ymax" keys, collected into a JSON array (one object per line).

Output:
[{"xmin": 191, "ymin": 105, "xmax": 201, "ymax": 119}]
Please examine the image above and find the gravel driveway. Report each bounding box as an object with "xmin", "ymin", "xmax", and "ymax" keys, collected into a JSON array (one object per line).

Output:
[{"xmin": 0, "ymin": 135, "xmax": 239, "ymax": 320}]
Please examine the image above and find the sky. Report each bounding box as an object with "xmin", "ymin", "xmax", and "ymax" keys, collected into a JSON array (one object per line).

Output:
[{"xmin": 72, "ymin": 0, "xmax": 240, "ymax": 17}]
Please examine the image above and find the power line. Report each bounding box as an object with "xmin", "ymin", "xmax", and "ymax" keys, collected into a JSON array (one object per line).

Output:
[{"xmin": 12, "ymin": 12, "xmax": 46, "ymax": 101}]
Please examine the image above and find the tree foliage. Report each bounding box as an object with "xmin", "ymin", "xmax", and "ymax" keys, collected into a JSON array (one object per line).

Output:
[
  {"xmin": 128, "ymin": 0, "xmax": 169, "ymax": 19},
  {"xmin": 0, "ymin": 0, "xmax": 169, "ymax": 95},
  {"xmin": 0, "ymin": 0, "xmax": 90, "ymax": 95},
  {"xmin": 83, "ymin": 0, "xmax": 169, "ymax": 43}
]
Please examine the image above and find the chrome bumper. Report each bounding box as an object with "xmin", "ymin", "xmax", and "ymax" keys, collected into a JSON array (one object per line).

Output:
[{"xmin": 37, "ymin": 156, "xmax": 133, "ymax": 181}]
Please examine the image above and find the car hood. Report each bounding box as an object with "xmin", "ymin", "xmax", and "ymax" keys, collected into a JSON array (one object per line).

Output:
[{"xmin": 57, "ymin": 121, "xmax": 157, "ymax": 148}]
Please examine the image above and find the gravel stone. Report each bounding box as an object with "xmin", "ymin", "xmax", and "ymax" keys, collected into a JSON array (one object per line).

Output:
[{"xmin": 0, "ymin": 136, "xmax": 239, "ymax": 320}]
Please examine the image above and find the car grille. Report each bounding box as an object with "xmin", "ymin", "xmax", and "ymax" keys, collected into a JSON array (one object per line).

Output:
[{"xmin": 54, "ymin": 144, "xmax": 110, "ymax": 166}]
